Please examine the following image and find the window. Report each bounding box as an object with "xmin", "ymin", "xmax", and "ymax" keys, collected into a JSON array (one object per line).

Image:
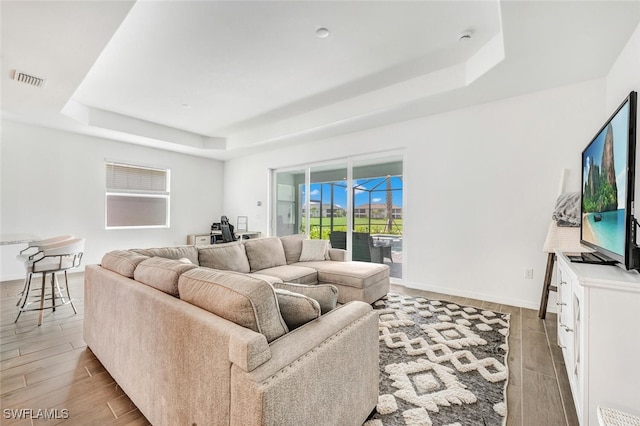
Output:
[{"xmin": 105, "ymin": 161, "xmax": 170, "ymax": 229}]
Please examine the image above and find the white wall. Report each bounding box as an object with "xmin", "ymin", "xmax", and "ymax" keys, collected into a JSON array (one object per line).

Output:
[
  {"xmin": 224, "ymin": 80, "xmax": 605, "ymax": 309},
  {"xmin": 0, "ymin": 121, "xmax": 223, "ymax": 280},
  {"xmin": 606, "ymin": 21, "xmax": 640, "ymax": 249},
  {"xmin": 606, "ymin": 21, "xmax": 640, "ymax": 112}
]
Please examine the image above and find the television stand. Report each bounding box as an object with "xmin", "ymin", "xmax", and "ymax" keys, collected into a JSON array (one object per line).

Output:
[
  {"xmin": 554, "ymin": 251, "xmax": 640, "ymax": 425},
  {"xmin": 567, "ymin": 252, "xmax": 618, "ymax": 265}
]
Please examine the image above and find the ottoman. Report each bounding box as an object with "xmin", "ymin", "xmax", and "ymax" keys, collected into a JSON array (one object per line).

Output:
[{"xmin": 295, "ymin": 261, "xmax": 390, "ymax": 304}]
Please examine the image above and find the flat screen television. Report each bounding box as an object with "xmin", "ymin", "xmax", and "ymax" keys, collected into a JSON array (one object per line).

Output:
[{"xmin": 578, "ymin": 91, "xmax": 639, "ymax": 270}]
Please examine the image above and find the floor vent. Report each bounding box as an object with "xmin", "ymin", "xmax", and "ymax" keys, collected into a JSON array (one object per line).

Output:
[{"xmin": 10, "ymin": 69, "xmax": 47, "ymax": 88}]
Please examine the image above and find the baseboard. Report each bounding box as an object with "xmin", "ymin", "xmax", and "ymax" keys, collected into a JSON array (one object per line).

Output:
[{"xmin": 393, "ymin": 279, "xmax": 551, "ymax": 312}]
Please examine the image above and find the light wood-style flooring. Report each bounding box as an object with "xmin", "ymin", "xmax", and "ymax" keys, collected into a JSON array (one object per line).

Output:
[{"xmin": 0, "ymin": 274, "xmax": 577, "ymax": 425}]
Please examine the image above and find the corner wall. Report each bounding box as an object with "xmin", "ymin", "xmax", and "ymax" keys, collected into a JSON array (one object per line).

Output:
[
  {"xmin": 223, "ymin": 79, "xmax": 605, "ymax": 309},
  {"xmin": 0, "ymin": 121, "xmax": 224, "ymax": 280}
]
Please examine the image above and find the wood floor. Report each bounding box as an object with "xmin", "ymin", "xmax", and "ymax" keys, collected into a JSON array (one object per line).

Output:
[{"xmin": 0, "ymin": 274, "xmax": 577, "ymax": 425}]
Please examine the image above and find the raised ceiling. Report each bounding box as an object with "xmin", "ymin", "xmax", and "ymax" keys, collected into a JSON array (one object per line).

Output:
[{"xmin": 2, "ymin": 1, "xmax": 639, "ymax": 160}]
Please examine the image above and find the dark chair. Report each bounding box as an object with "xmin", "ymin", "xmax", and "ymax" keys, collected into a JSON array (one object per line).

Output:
[
  {"xmin": 372, "ymin": 237, "xmax": 393, "ymax": 263},
  {"xmin": 330, "ymin": 231, "xmax": 384, "ymax": 263},
  {"xmin": 220, "ymin": 216, "xmax": 236, "ymax": 243},
  {"xmin": 329, "ymin": 231, "xmax": 346, "ymax": 250},
  {"xmin": 352, "ymin": 232, "xmax": 383, "ymax": 263}
]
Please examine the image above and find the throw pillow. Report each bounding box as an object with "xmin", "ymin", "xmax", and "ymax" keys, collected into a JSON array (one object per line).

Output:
[
  {"xmin": 299, "ymin": 239, "xmax": 329, "ymax": 262},
  {"xmin": 178, "ymin": 268, "xmax": 288, "ymax": 342},
  {"xmin": 275, "ymin": 289, "xmax": 320, "ymax": 330},
  {"xmin": 272, "ymin": 282, "xmax": 338, "ymax": 315}
]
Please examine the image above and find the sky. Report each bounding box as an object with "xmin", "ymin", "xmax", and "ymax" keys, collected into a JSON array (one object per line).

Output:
[{"xmin": 304, "ymin": 176, "xmax": 403, "ymax": 208}]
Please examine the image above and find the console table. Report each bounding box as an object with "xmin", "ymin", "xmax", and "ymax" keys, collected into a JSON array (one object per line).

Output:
[
  {"xmin": 187, "ymin": 231, "xmax": 261, "ymax": 245},
  {"xmin": 555, "ymin": 251, "xmax": 640, "ymax": 425}
]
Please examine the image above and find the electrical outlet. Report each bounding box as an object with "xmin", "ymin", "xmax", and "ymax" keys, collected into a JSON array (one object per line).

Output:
[{"xmin": 524, "ymin": 268, "xmax": 534, "ymax": 279}]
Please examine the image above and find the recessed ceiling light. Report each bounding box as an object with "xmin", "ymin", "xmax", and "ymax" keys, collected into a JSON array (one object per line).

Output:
[{"xmin": 316, "ymin": 27, "xmax": 330, "ymax": 39}]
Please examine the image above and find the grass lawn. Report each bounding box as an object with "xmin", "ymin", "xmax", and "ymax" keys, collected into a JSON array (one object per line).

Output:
[{"xmin": 303, "ymin": 217, "xmax": 403, "ymax": 239}]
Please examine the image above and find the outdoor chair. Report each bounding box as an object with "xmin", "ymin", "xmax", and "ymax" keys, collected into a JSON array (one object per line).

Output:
[{"xmin": 330, "ymin": 231, "xmax": 384, "ymax": 263}]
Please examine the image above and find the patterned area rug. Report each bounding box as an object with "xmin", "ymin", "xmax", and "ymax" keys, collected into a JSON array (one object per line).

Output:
[{"xmin": 365, "ymin": 293, "xmax": 510, "ymax": 426}]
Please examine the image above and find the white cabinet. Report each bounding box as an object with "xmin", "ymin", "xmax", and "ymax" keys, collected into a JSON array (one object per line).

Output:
[
  {"xmin": 186, "ymin": 234, "xmax": 211, "ymax": 246},
  {"xmin": 555, "ymin": 251, "xmax": 640, "ymax": 425}
]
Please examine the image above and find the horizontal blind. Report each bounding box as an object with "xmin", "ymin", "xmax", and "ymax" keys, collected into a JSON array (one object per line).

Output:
[
  {"xmin": 106, "ymin": 195, "xmax": 168, "ymax": 227},
  {"xmin": 105, "ymin": 161, "xmax": 170, "ymax": 228},
  {"xmin": 106, "ymin": 162, "xmax": 168, "ymax": 193}
]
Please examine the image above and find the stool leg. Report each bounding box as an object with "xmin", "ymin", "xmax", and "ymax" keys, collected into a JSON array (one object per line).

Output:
[
  {"xmin": 15, "ymin": 271, "xmax": 31, "ymax": 307},
  {"xmin": 51, "ymin": 273, "xmax": 57, "ymax": 312},
  {"xmin": 64, "ymin": 271, "xmax": 77, "ymax": 315},
  {"xmin": 538, "ymin": 253, "xmax": 556, "ymax": 319},
  {"xmin": 38, "ymin": 273, "xmax": 46, "ymax": 326},
  {"xmin": 14, "ymin": 272, "xmax": 34, "ymax": 323}
]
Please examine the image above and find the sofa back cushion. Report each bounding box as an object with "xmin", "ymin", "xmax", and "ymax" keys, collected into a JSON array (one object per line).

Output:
[
  {"xmin": 178, "ymin": 268, "xmax": 288, "ymax": 342},
  {"xmin": 101, "ymin": 250, "xmax": 149, "ymax": 278},
  {"xmin": 198, "ymin": 242, "xmax": 250, "ymax": 273},
  {"xmin": 279, "ymin": 234, "xmax": 307, "ymax": 264},
  {"xmin": 134, "ymin": 257, "xmax": 197, "ymax": 297},
  {"xmin": 244, "ymin": 237, "xmax": 287, "ymax": 272},
  {"xmin": 131, "ymin": 245, "xmax": 199, "ymax": 265}
]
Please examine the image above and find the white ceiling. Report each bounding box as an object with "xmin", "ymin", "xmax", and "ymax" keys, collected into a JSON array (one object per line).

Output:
[{"xmin": 2, "ymin": 1, "xmax": 639, "ymax": 160}]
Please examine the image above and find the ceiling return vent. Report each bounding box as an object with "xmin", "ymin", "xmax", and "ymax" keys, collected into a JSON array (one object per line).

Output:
[{"xmin": 10, "ymin": 69, "xmax": 47, "ymax": 88}]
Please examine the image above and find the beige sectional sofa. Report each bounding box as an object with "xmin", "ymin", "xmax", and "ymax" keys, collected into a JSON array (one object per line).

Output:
[
  {"xmin": 133, "ymin": 234, "xmax": 390, "ymax": 304},
  {"xmin": 83, "ymin": 235, "xmax": 388, "ymax": 425}
]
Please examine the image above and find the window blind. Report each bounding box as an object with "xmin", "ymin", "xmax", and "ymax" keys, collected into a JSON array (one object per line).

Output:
[{"xmin": 105, "ymin": 162, "xmax": 170, "ymax": 229}]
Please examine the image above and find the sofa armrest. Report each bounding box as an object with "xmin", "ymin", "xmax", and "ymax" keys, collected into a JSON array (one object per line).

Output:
[
  {"xmin": 228, "ymin": 327, "xmax": 271, "ymax": 372},
  {"xmin": 230, "ymin": 301, "xmax": 379, "ymax": 426},
  {"xmin": 328, "ymin": 248, "xmax": 346, "ymax": 261}
]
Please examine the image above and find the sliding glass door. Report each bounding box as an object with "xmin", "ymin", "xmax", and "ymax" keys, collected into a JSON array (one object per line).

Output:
[
  {"xmin": 308, "ymin": 163, "xmax": 348, "ymax": 240},
  {"xmin": 274, "ymin": 168, "xmax": 305, "ymax": 236},
  {"xmin": 273, "ymin": 153, "xmax": 403, "ymax": 279}
]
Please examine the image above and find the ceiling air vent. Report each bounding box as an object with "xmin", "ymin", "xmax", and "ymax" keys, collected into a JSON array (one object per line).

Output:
[{"xmin": 10, "ymin": 69, "xmax": 47, "ymax": 88}]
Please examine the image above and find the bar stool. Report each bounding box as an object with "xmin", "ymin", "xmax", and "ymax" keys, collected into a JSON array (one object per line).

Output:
[
  {"xmin": 15, "ymin": 238, "xmax": 85, "ymax": 326},
  {"xmin": 15, "ymin": 235, "xmax": 74, "ymax": 306},
  {"xmin": 538, "ymin": 222, "xmax": 590, "ymax": 319}
]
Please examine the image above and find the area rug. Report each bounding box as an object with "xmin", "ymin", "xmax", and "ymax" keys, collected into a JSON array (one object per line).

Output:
[{"xmin": 365, "ymin": 292, "xmax": 510, "ymax": 426}]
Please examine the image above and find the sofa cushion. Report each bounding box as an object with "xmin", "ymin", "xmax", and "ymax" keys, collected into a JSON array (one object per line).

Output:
[
  {"xmin": 101, "ymin": 250, "xmax": 149, "ymax": 278},
  {"xmin": 279, "ymin": 234, "xmax": 307, "ymax": 264},
  {"xmin": 134, "ymin": 257, "xmax": 197, "ymax": 297},
  {"xmin": 198, "ymin": 242, "xmax": 251, "ymax": 273},
  {"xmin": 244, "ymin": 237, "xmax": 287, "ymax": 272},
  {"xmin": 296, "ymin": 261, "xmax": 389, "ymax": 289},
  {"xmin": 251, "ymin": 265, "xmax": 318, "ymax": 285},
  {"xmin": 131, "ymin": 245, "xmax": 199, "ymax": 265},
  {"xmin": 272, "ymin": 282, "xmax": 338, "ymax": 314},
  {"xmin": 249, "ymin": 273, "xmax": 284, "ymax": 286},
  {"xmin": 299, "ymin": 239, "xmax": 330, "ymax": 262},
  {"xmin": 178, "ymin": 268, "xmax": 288, "ymax": 342},
  {"xmin": 274, "ymin": 289, "xmax": 320, "ymax": 330}
]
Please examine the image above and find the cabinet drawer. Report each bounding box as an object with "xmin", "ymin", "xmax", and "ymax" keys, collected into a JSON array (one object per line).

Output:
[
  {"xmin": 194, "ymin": 236, "xmax": 210, "ymax": 245},
  {"xmin": 187, "ymin": 234, "xmax": 211, "ymax": 245}
]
